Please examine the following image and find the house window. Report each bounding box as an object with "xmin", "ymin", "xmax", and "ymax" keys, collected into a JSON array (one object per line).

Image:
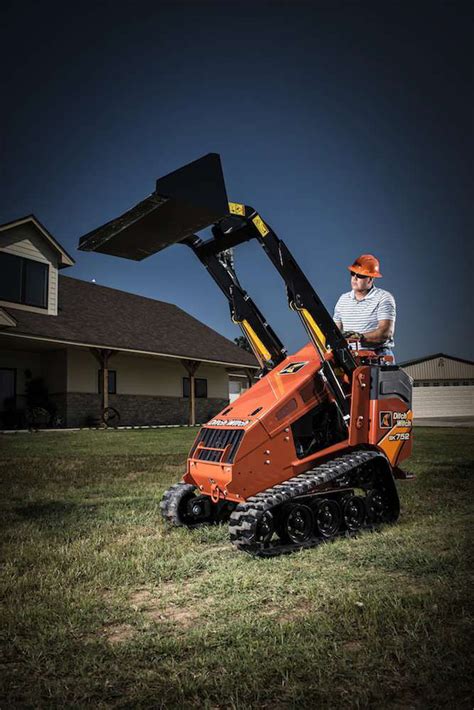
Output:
[
  {"xmin": 0, "ymin": 252, "xmax": 48, "ymax": 308},
  {"xmin": 98, "ymin": 370, "xmax": 117, "ymax": 394},
  {"xmin": 183, "ymin": 377, "xmax": 208, "ymax": 398},
  {"xmin": 0, "ymin": 368, "xmax": 16, "ymax": 411},
  {"xmin": 229, "ymin": 380, "xmax": 243, "ymax": 395}
]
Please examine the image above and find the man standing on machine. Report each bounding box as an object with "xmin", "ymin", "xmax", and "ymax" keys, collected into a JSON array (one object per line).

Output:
[{"xmin": 333, "ymin": 254, "xmax": 396, "ymax": 360}]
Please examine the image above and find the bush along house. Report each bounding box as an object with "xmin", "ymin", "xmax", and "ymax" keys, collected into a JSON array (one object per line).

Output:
[{"xmin": 0, "ymin": 216, "xmax": 258, "ymax": 428}]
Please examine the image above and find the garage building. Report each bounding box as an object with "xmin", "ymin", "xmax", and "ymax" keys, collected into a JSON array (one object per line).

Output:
[{"xmin": 400, "ymin": 353, "xmax": 474, "ymax": 420}]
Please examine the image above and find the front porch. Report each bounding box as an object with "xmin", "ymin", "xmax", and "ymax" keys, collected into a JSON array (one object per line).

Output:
[{"xmin": 0, "ymin": 334, "xmax": 239, "ymax": 429}]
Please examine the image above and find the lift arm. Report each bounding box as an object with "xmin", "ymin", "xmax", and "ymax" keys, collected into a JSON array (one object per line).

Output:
[
  {"xmin": 184, "ymin": 232, "xmax": 287, "ymax": 371},
  {"xmin": 192, "ymin": 206, "xmax": 356, "ymax": 416},
  {"xmin": 197, "ymin": 205, "xmax": 356, "ymax": 373}
]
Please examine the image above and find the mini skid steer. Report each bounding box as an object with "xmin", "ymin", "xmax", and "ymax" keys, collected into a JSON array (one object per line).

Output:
[{"xmin": 79, "ymin": 154, "xmax": 413, "ymax": 556}]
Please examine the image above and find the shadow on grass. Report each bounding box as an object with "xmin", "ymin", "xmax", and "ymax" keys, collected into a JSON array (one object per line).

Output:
[
  {"xmin": 13, "ymin": 496, "xmax": 157, "ymax": 528},
  {"xmin": 15, "ymin": 500, "xmax": 101, "ymax": 521},
  {"xmin": 431, "ymin": 460, "xmax": 473, "ymax": 477},
  {"xmin": 6, "ymin": 589, "xmax": 468, "ymax": 709},
  {"xmin": 10, "ymin": 500, "xmax": 107, "ymax": 541}
]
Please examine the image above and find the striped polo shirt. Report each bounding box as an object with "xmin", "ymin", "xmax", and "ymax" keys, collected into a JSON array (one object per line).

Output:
[{"xmin": 333, "ymin": 286, "xmax": 396, "ymax": 349}]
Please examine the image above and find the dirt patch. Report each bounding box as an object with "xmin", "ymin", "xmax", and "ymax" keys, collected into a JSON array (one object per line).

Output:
[
  {"xmin": 128, "ymin": 579, "xmax": 182, "ymax": 602},
  {"xmin": 129, "ymin": 588, "xmax": 154, "ymax": 606},
  {"xmin": 279, "ymin": 606, "xmax": 310, "ymax": 623},
  {"xmin": 128, "ymin": 585, "xmax": 200, "ymax": 628},
  {"xmin": 105, "ymin": 623, "xmax": 135, "ymax": 645},
  {"xmin": 146, "ymin": 604, "xmax": 199, "ymax": 627},
  {"xmin": 161, "ymin": 579, "xmax": 184, "ymax": 595},
  {"xmin": 156, "ymin": 573, "xmax": 211, "ymax": 599}
]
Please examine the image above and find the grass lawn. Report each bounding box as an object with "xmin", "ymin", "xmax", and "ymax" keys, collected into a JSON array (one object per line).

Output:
[{"xmin": 0, "ymin": 427, "xmax": 473, "ymax": 709}]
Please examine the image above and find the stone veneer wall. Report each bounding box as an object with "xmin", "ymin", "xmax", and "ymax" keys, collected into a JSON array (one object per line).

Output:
[
  {"xmin": 49, "ymin": 393, "xmax": 68, "ymax": 424},
  {"xmin": 66, "ymin": 393, "xmax": 229, "ymax": 427}
]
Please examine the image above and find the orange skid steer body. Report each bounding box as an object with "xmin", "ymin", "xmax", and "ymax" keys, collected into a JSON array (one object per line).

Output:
[
  {"xmin": 78, "ymin": 153, "xmax": 413, "ymax": 556},
  {"xmin": 185, "ymin": 343, "xmax": 412, "ymax": 503}
]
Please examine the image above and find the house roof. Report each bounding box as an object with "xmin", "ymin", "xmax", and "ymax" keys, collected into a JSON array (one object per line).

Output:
[
  {"xmin": 0, "ymin": 308, "xmax": 17, "ymax": 328},
  {"xmin": 0, "ymin": 215, "xmax": 75, "ymax": 268},
  {"xmin": 399, "ymin": 353, "xmax": 474, "ymax": 368},
  {"xmin": 1, "ymin": 276, "xmax": 258, "ymax": 368}
]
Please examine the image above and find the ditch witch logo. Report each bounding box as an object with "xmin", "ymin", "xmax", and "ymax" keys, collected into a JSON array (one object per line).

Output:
[
  {"xmin": 380, "ymin": 412, "xmax": 393, "ymax": 429},
  {"xmin": 208, "ymin": 419, "xmax": 250, "ymax": 427},
  {"xmin": 380, "ymin": 411, "xmax": 412, "ymax": 429}
]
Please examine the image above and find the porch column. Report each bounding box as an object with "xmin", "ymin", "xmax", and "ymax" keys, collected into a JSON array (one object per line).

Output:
[
  {"xmin": 183, "ymin": 360, "xmax": 201, "ymax": 426},
  {"xmin": 244, "ymin": 368, "xmax": 255, "ymax": 390},
  {"xmin": 90, "ymin": 348, "xmax": 117, "ymax": 415}
]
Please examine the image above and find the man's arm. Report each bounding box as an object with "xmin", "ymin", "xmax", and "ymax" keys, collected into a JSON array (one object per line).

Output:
[
  {"xmin": 360, "ymin": 319, "xmax": 394, "ymax": 345},
  {"xmin": 361, "ymin": 292, "xmax": 395, "ymax": 345}
]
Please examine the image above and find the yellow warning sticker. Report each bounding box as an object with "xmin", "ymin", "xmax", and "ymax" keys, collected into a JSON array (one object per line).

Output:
[
  {"xmin": 228, "ymin": 202, "xmax": 245, "ymax": 216},
  {"xmin": 252, "ymin": 214, "xmax": 269, "ymax": 237}
]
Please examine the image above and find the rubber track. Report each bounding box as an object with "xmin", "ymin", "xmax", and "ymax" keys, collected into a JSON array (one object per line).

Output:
[{"xmin": 228, "ymin": 450, "xmax": 390, "ymax": 557}]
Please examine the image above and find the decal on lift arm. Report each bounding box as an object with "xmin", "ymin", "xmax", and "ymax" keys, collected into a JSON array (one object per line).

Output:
[
  {"xmin": 228, "ymin": 202, "xmax": 245, "ymax": 216},
  {"xmin": 280, "ymin": 361, "xmax": 308, "ymax": 375},
  {"xmin": 252, "ymin": 214, "xmax": 269, "ymax": 237}
]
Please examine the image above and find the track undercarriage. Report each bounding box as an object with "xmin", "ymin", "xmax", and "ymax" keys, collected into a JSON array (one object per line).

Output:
[{"xmin": 160, "ymin": 451, "xmax": 400, "ymax": 557}]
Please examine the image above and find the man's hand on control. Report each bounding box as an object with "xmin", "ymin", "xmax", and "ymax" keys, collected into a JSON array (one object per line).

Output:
[{"xmin": 342, "ymin": 330, "xmax": 362, "ymax": 340}]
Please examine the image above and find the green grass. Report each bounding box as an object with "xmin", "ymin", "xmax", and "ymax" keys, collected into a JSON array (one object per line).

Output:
[{"xmin": 0, "ymin": 427, "xmax": 473, "ymax": 709}]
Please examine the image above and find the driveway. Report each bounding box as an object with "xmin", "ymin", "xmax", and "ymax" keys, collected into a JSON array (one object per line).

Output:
[{"xmin": 414, "ymin": 416, "xmax": 474, "ymax": 427}]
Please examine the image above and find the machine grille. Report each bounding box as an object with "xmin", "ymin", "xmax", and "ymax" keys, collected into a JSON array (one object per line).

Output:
[{"xmin": 190, "ymin": 428, "xmax": 244, "ymax": 463}]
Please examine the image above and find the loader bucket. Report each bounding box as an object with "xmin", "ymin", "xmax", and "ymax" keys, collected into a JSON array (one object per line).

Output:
[{"xmin": 78, "ymin": 153, "xmax": 229, "ymax": 260}]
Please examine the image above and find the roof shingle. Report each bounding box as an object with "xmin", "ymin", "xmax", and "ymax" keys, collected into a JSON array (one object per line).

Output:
[{"xmin": 3, "ymin": 276, "xmax": 258, "ymax": 368}]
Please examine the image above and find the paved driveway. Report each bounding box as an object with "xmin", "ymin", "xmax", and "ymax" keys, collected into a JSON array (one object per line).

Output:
[{"xmin": 414, "ymin": 416, "xmax": 474, "ymax": 427}]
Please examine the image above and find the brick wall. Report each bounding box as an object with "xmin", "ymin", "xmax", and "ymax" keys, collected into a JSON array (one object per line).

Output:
[
  {"xmin": 49, "ymin": 393, "xmax": 67, "ymax": 424},
  {"xmin": 66, "ymin": 393, "xmax": 228, "ymax": 427}
]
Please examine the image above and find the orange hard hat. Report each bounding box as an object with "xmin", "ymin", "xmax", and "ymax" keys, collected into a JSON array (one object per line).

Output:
[{"xmin": 348, "ymin": 254, "xmax": 382, "ymax": 278}]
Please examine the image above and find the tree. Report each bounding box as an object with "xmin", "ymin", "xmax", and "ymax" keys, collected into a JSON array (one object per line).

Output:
[{"xmin": 234, "ymin": 336, "xmax": 252, "ymax": 353}]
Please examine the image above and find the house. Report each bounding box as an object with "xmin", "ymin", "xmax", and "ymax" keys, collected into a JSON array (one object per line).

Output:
[
  {"xmin": 400, "ymin": 354, "xmax": 474, "ymax": 419},
  {"xmin": 0, "ymin": 216, "xmax": 258, "ymax": 428}
]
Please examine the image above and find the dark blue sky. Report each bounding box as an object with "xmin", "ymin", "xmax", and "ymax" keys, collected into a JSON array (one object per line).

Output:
[{"xmin": 1, "ymin": 0, "xmax": 472, "ymax": 361}]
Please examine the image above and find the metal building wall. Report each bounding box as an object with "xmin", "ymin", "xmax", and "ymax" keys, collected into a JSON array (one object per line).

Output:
[
  {"xmin": 412, "ymin": 386, "xmax": 474, "ymax": 417},
  {"xmin": 401, "ymin": 355, "xmax": 474, "ymax": 418},
  {"xmin": 402, "ymin": 356, "xmax": 474, "ymax": 381}
]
